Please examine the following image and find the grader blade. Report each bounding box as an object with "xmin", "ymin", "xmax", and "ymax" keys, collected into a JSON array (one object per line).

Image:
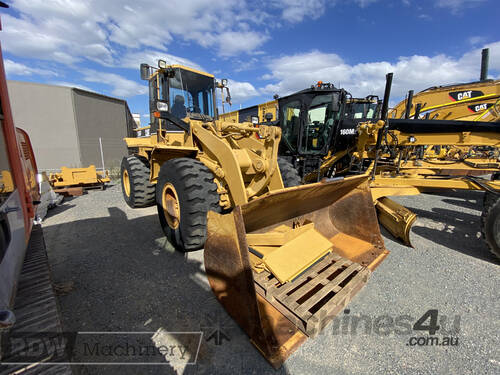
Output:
[{"xmin": 204, "ymin": 175, "xmax": 388, "ymax": 368}]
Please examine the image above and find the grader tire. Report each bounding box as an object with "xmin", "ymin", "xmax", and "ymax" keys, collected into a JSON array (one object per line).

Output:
[
  {"xmin": 121, "ymin": 155, "xmax": 155, "ymax": 208},
  {"xmin": 278, "ymin": 157, "xmax": 301, "ymax": 187},
  {"xmin": 156, "ymin": 158, "xmax": 221, "ymax": 252},
  {"xmin": 481, "ymin": 192, "xmax": 500, "ymax": 260}
]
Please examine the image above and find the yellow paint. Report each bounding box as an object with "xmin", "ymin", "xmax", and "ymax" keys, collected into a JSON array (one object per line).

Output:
[
  {"xmin": 0, "ymin": 170, "xmax": 14, "ymax": 193},
  {"xmin": 263, "ymin": 228, "xmax": 333, "ymax": 284},
  {"xmin": 49, "ymin": 165, "xmax": 110, "ymax": 187}
]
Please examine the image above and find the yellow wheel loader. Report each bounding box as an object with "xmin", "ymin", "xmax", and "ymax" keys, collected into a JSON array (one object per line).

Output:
[
  {"xmin": 120, "ymin": 61, "xmax": 389, "ymax": 367},
  {"xmin": 121, "ymin": 62, "xmax": 297, "ymax": 250}
]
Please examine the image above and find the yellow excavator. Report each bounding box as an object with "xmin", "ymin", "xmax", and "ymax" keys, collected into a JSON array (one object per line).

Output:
[
  {"xmin": 390, "ymin": 48, "xmax": 500, "ymax": 122},
  {"xmin": 121, "ymin": 61, "xmax": 389, "ymax": 367}
]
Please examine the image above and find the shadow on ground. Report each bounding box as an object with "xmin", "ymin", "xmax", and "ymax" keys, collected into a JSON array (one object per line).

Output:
[
  {"xmin": 44, "ymin": 202, "xmax": 76, "ymax": 220},
  {"xmin": 43, "ymin": 207, "xmax": 287, "ymax": 375},
  {"xmin": 400, "ymin": 191, "xmax": 498, "ymax": 264}
]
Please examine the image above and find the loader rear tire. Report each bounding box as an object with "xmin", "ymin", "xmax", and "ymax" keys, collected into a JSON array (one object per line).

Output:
[
  {"xmin": 156, "ymin": 158, "xmax": 221, "ymax": 252},
  {"xmin": 278, "ymin": 157, "xmax": 301, "ymax": 187},
  {"xmin": 121, "ymin": 155, "xmax": 155, "ymax": 208},
  {"xmin": 481, "ymin": 192, "xmax": 500, "ymax": 260}
]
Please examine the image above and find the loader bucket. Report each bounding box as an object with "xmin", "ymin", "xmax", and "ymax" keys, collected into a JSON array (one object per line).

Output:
[{"xmin": 204, "ymin": 175, "xmax": 389, "ymax": 368}]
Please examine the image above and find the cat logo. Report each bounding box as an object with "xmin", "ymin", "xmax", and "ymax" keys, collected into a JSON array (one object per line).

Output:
[
  {"xmin": 449, "ymin": 90, "xmax": 484, "ymax": 101},
  {"xmin": 467, "ymin": 103, "xmax": 493, "ymax": 113}
]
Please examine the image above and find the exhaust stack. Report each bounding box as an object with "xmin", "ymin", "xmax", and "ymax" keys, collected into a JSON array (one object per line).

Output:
[{"xmin": 480, "ymin": 48, "xmax": 489, "ymax": 81}]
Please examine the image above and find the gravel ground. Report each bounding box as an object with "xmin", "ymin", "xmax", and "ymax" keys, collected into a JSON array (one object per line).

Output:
[{"xmin": 42, "ymin": 183, "xmax": 500, "ymax": 374}]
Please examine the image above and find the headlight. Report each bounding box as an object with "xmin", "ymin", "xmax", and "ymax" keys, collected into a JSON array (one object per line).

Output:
[
  {"xmin": 156, "ymin": 101, "xmax": 169, "ymax": 111},
  {"xmin": 221, "ymin": 78, "xmax": 228, "ymax": 87},
  {"xmin": 158, "ymin": 59, "xmax": 167, "ymax": 69}
]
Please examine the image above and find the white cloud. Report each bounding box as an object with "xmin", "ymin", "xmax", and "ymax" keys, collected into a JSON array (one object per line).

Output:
[
  {"xmin": 271, "ymin": 0, "xmax": 327, "ymax": 23},
  {"xmin": 118, "ymin": 50, "xmax": 203, "ymax": 71},
  {"xmin": 226, "ymin": 79, "xmax": 260, "ymax": 103},
  {"xmin": 260, "ymin": 42, "xmax": 500, "ymax": 101},
  {"xmin": 4, "ymin": 59, "xmax": 58, "ymax": 77},
  {"xmin": 218, "ymin": 31, "xmax": 269, "ymax": 57},
  {"xmin": 460, "ymin": 41, "xmax": 500, "ymax": 71},
  {"xmin": 5, "ymin": 0, "xmax": 390, "ymax": 64},
  {"xmin": 3, "ymin": 0, "xmax": 271, "ymax": 66},
  {"xmin": 82, "ymin": 70, "xmax": 148, "ymax": 98},
  {"xmin": 467, "ymin": 35, "xmax": 487, "ymax": 46},
  {"xmin": 270, "ymin": 0, "xmax": 382, "ymax": 23},
  {"xmin": 49, "ymin": 81, "xmax": 93, "ymax": 92},
  {"xmin": 435, "ymin": 0, "xmax": 486, "ymax": 13},
  {"xmin": 353, "ymin": 0, "xmax": 378, "ymax": 7}
]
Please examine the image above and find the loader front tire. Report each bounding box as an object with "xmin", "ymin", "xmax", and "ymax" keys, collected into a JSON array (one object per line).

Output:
[
  {"xmin": 481, "ymin": 192, "xmax": 500, "ymax": 260},
  {"xmin": 121, "ymin": 155, "xmax": 155, "ymax": 208},
  {"xmin": 278, "ymin": 157, "xmax": 301, "ymax": 187},
  {"xmin": 156, "ymin": 158, "xmax": 220, "ymax": 252}
]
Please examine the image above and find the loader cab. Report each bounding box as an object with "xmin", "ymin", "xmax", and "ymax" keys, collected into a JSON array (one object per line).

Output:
[
  {"xmin": 277, "ymin": 84, "xmax": 344, "ymax": 157},
  {"xmin": 141, "ymin": 61, "xmax": 217, "ymax": 132}
]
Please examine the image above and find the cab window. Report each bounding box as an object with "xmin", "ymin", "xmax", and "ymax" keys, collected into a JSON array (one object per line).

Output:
[
  {"xmin": 169, "ymin": 68, "xmax": 214, "ymax": 119},
  {"xmin": 301, "ymin": 94, "xmax": 333, "ymax": 153},
  {"xmin": 281, "ymin": 100, "xmax": 301, "ymax": 151}
]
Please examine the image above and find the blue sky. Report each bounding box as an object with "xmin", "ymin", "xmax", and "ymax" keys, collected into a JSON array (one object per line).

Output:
[{"xmin": 2, "ymin": 0, "xmax": 499, "ymax": 123}]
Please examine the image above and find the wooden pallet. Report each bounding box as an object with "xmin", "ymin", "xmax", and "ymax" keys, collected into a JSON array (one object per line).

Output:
[{"xmin": 253, "ymin": 252, "xmax": 370, "ymax": 337}]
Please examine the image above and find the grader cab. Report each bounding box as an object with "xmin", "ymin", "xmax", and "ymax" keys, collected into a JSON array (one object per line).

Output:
[{"xmin": 120, "ymin": 61, "xmax": 389, "ymax": 367}]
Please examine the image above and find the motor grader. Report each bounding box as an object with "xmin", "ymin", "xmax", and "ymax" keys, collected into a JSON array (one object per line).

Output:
[
  {"xmin": 295, "ymin": 73, "xmax": 500, "ymax": 258},
  {"xmin": 120, "ymin": 61, "xmax": 389, "ymax": 367},
  {"xmin": 219, "ymin": 61, "xmax": 500, "ymax": 258}
]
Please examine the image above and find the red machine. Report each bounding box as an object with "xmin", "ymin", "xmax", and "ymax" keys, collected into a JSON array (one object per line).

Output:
[{"xmin": 0, "ymin": 13, "xmax": 40, "ymax": 331}]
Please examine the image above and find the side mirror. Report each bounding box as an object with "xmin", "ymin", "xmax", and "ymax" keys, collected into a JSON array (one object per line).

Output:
[{"xmin": 140, "ymin": 63, "xmax": 150, "ymax": 80}]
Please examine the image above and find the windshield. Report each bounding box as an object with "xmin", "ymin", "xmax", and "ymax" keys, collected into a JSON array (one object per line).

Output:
[
  {"xmin": 301, "ymin": 94, "xmax": 335, "ymax": 154},
  {"xmin": 169, "ymin": 68, "xmax": 215, "ymax": 119},
  {"xmin": 347, "ymin": 102, "xmax": 379, "ymax": 119}
]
